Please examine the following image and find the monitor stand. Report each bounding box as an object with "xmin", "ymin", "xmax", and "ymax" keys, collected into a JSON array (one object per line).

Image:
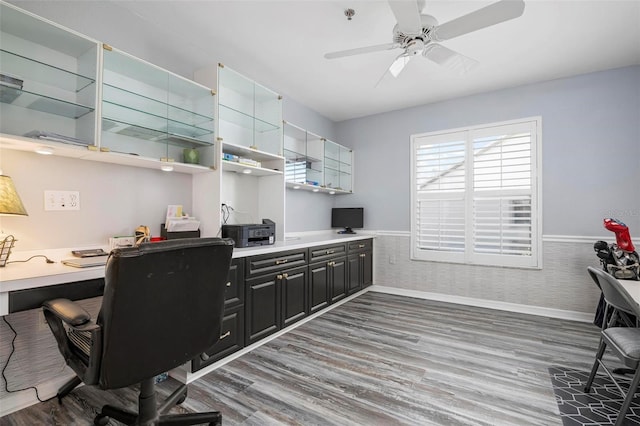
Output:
[{"xmin": 337, "ymin": 227, "xmax": 356, "ymax": 234}]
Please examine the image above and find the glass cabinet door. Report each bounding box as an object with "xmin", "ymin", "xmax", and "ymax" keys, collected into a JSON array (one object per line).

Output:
[
  {"xmin": 283, "ymin": 122, "xmax": 323, "ymax": 187},
  {"xmin": 305, "ymin": 133, "xmax": 324, "ymax": 187},
  {"xmin": 0, "ymin": 2, "xmax": 98, "ymax": 147},
  {"xmin": 218, "ymin": 65, "xmax": 282, "ymax": 157},
  {"xmin": 284, "ymin": 122, "xmax": 307, "ymax": 184},
  {"xmin": 324, "ymin": 140, "xmax": 352, "ymax": 193},
  {"xmin": 339, "ymin": 145, "xmax": 353, "ymax": 192},
  {"xmin": 101, "ymin": 46, "xmax": 215, "ymax": 168}
]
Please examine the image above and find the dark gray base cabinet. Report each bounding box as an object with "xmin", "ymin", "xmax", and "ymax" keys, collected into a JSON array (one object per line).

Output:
[
  {"xmin": 192, "ymin": 257, "xmax": 245, "ymax": 372},
  {"xmin": 347, "ymin": 240, "xmax": 373, "ymax": 294},
  {"xmin": 201, "ymin": 239, "xmax": 373, "ymax": 369},
  {"xmin": 245, "ymin": 265, "xmax": 309, "ymax": 345},
  {"xmin": 309, "ymin": 243, "xmax": 348, "ymax": 306},
  {"xmin": 245, "ymin": 249, "xmax": 309, "ymax": 346},
  {"xmin": 309, "ymin": 257, "xmax": 347, "ymax": 311},
  {"xmin": 192, "ymin": 304, "xmax": 244, "ymax": 371}
]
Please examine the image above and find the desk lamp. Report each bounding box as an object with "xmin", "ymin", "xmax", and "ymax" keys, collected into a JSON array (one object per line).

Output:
[{"xmin": 0, "ymin": 171, "xmax": 28, "ymax": 267}]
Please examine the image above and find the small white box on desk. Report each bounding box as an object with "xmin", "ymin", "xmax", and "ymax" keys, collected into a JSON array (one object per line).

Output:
[{"xmin": 109, "ymin": 236, "xmax": 136, "ymax": 250}]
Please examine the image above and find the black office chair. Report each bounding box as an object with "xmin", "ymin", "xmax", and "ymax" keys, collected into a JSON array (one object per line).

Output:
[
  {"xmin": 43, "ymin": 238, "xmax": 234, "ymax": 425},
  {"xmin": 584, "ymin": 266, "xmax": 640, "ymax": 426}
]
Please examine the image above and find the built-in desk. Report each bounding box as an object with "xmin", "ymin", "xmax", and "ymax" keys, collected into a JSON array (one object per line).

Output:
[
  {"xmin": 0, "ymin": 247, "xmax": 107, "ymax": 316},
  {"xmin": 0, "ymin": 233, "xmax": 375, "ymax": 316}
]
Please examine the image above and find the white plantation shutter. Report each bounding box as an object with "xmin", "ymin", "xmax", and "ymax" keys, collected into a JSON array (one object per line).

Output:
[{"xmin": 411, "ymin": 118, "xmax": 540, "ymax": 268}]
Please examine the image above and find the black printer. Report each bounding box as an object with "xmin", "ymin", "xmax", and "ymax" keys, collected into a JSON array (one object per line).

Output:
[{"xmin": 222, "ymin": 219, "xmax": 275, "ymax": 248}]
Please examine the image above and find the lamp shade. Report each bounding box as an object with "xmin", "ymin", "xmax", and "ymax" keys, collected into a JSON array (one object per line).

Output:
[{"xmin": 0, "ymin": 175, "xmax": 28, "ymax": 216}]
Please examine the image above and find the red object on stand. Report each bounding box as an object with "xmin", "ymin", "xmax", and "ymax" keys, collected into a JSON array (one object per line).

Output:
[{"xmin": 604, "ymin": 218, "xmax": 635, "ymax": 252}]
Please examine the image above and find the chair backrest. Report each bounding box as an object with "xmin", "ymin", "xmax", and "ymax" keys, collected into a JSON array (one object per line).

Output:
[
  {"xmin": 97, "ymin": 237, "xmax": 233, "ymax": 389},
  {"xmin": 588, "ymin": 267, "xmax": 602, "ymax": 290},
  {"xmin": 588, "ymin": 266, "xmax": 640, "ymax": 319}
]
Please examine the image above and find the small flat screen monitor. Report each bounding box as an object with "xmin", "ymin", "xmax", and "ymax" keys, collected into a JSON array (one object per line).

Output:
[{"xmin": 331, "ymin": 208, "xmax": 363, "ymax": 234}]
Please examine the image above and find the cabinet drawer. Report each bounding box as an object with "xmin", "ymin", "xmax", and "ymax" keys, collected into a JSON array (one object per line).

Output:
[
  {"xmin": 347, "ymin": 239, "xmax": 373, "ymax": 253},
  {"xmin": 310, "ymin": 243, "xmax": 346, "ymax": 262},
  {"xmin": 245, "ymin": 249, "xmax": 308, "ymax": 278}
]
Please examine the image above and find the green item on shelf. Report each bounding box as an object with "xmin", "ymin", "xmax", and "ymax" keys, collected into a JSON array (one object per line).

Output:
[{"xmin": 183, "ymin": 148, "xmax": 199, "ymax": 164}]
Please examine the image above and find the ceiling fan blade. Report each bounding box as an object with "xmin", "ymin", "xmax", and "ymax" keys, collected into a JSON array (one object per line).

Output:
[
  {"xmin": 430, "ymin": 0, "xmax": 525, "ymax": 41},
  {"xmin": 324, "ymin": 43, "xmax": 399, "ymax": 59},
  {"xmin": 389, "ymin": 53, "xmax": 412, "ymax": 78},
  {"xmin": 388, "ymin": 0, "xmax": 422, "ymax": 35},
  {"xmin": 423, "ymin": 43, "xmax": 478, "ymax": 74},
  {"xmin": 375, "ymin": 53, "xmax": 413, "ymax": 87}
]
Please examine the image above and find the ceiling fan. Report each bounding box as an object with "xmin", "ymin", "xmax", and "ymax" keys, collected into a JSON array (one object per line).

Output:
[{"xmin": 325, "ymin": 0, "xmax": 525, "ymax": 80}]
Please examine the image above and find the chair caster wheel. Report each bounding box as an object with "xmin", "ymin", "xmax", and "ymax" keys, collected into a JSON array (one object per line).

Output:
[
  {"xmin": 94, "ymin": 414, "xmax": 109, "ymax": 425},
  {"xmin": 176, "ymin": 389, "xmax": 187, "ymax": 405}
]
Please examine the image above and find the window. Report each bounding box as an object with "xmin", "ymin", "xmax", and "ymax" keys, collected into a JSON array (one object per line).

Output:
[{"xmin": 410, "ymin": 118, "xmax": 541, "ymax": 268}]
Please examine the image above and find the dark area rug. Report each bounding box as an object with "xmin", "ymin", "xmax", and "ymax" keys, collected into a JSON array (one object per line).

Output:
[{"xmin": 550, "ymin": 366, "xmax": 640, "ymax": 425}]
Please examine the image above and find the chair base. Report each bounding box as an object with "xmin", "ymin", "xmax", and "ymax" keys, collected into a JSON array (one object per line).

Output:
[
  {"xmin": 57, "ymin": 376, "xmax": 82, "ymax": 404},
  {"xmin": 93, "ymin": 378, "xmax": 221, "ymax": 426},
  {"xmin": 94, "ymin": 406, "xmax": 222, "ymax": 425},
  {"xmin": 58, "ymin": 376, "xmax": 221, "ymax": 425}
]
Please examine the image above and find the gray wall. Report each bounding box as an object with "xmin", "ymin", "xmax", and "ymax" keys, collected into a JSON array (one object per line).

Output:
[{"xmin": 335, "ymin": 66, "xmax": 640, "ymax": 237}]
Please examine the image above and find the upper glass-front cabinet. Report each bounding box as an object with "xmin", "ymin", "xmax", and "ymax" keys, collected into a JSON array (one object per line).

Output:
[
  {"xmin": 324, "ymin": 140, "xmax": 352, "ymax": 193},
  {"xmin": 0, "ymin": 2, "xmax": 99, "ymax": 147},
  {"xmin": 283, "ymin": 122, "xmax": 323, "ymax": 187},
  {"xmin": 217, "ymin": 64, "xmax": 282, "ymax": 157},
  {"xmin": 101, "ymin": 46, "xmax": 216, "ymax": 169},
  {"xmin": 284, "ymin": 121, "xmax": 353, "ymax": 194}
]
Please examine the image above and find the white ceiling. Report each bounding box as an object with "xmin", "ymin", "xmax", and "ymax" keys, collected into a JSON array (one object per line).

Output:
[{"xmin": 11, "ymin": 0, "xmax": 640, "ymax": 122}]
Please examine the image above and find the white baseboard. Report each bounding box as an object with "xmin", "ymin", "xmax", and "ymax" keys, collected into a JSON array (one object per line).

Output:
[
  {"xmin": 369, "ymin": 285, "xmax": 594, "ymax": 323},
  {"xmin": 0, "ymin": 372, "xmax": 77, "ymax": 418}
]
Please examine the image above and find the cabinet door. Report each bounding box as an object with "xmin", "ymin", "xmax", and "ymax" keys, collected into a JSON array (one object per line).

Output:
[
  {"xmin": 309, "ymin": 262, "xmax": 330, "ymax": 314},
  {"xmin": 330, "ymin": 258, "xmax": 347, "ymax": 303},
  {"xmin": 192, "ymin": 304, "xmax": 244, "ymax": 371},
  {"xmin": 347, "ymin": 254, "xmax": 361, "ymax": 295},
  {"xmin": 362, "ymin": 251, "xmax": 373, "ymax": 288},
  {"xmin": 224, "ymin": 258, "xmax": 244, "ymax": 309},
  {"xmin": 245, "ymin": 274, "xmax": 280, "ymax": 345},
  {"xmin": 281, "ymin": 266, "xmax": 308, "ymax": 328},
  {"xmin": 0, "ymin": 3, "xmax": 99, "ymax": 146},
  {"xmin": 101, "ymin": 47, "xmax": 216, "ymax": 167}
]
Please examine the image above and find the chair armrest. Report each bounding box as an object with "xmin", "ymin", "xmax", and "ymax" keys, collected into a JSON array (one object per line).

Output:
[
  {"xmin": 43, "ymin": 298, "xmax": 92, "ymax": 326},
  {"xmin": 42, "ymin": 298, "xmax": 102, "ymax": 385}
]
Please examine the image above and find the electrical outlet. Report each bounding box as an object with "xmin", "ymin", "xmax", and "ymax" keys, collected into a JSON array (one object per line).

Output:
[{"xmin": 44, "ymin": 190, "xmax": 80, "ymax": 211}]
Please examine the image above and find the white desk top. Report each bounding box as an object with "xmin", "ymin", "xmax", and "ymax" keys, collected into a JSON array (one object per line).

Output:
[
  {"xmin": 0, "ymin": 232, "xmax": 375, "ymax": 315},
  {"xmin": 619, "ymin": 279, "xmax": 640, "ymax": 305}
]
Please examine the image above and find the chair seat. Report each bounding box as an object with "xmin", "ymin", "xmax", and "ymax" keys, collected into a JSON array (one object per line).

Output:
[{"xmin": 603, "ymin": 327, "xmax": 640, "ymax": 368}]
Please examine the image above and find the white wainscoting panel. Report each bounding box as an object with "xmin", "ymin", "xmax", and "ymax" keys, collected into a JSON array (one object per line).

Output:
[{"xmin": 373, "ymin": 232, "xmax": 602, "ymax": 316}]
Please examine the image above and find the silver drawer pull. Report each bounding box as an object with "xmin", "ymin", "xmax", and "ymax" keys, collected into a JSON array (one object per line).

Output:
[
  {"xmin": 358, "ymin": 244, "xmax": 365, "ymax": 248},
  {"xmin": 275, "ymin": 258, "xmax": 288, "ymax": 265},
  {"xmin": 220, "ymin": 331, "xmax": 231, "ymax": 339},
  {"xmin": 327, "ymin": 249, "xmax": 335, "ymax": 254},
  {"xmin": 226, "ymin": 282, "xmax": 232, "ymax": 287}
]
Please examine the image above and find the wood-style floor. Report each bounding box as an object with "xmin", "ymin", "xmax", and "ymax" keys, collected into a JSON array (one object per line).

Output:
[{"xmin": 1, "ymin": 292, "xmax": 603, "ymax": 425}]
